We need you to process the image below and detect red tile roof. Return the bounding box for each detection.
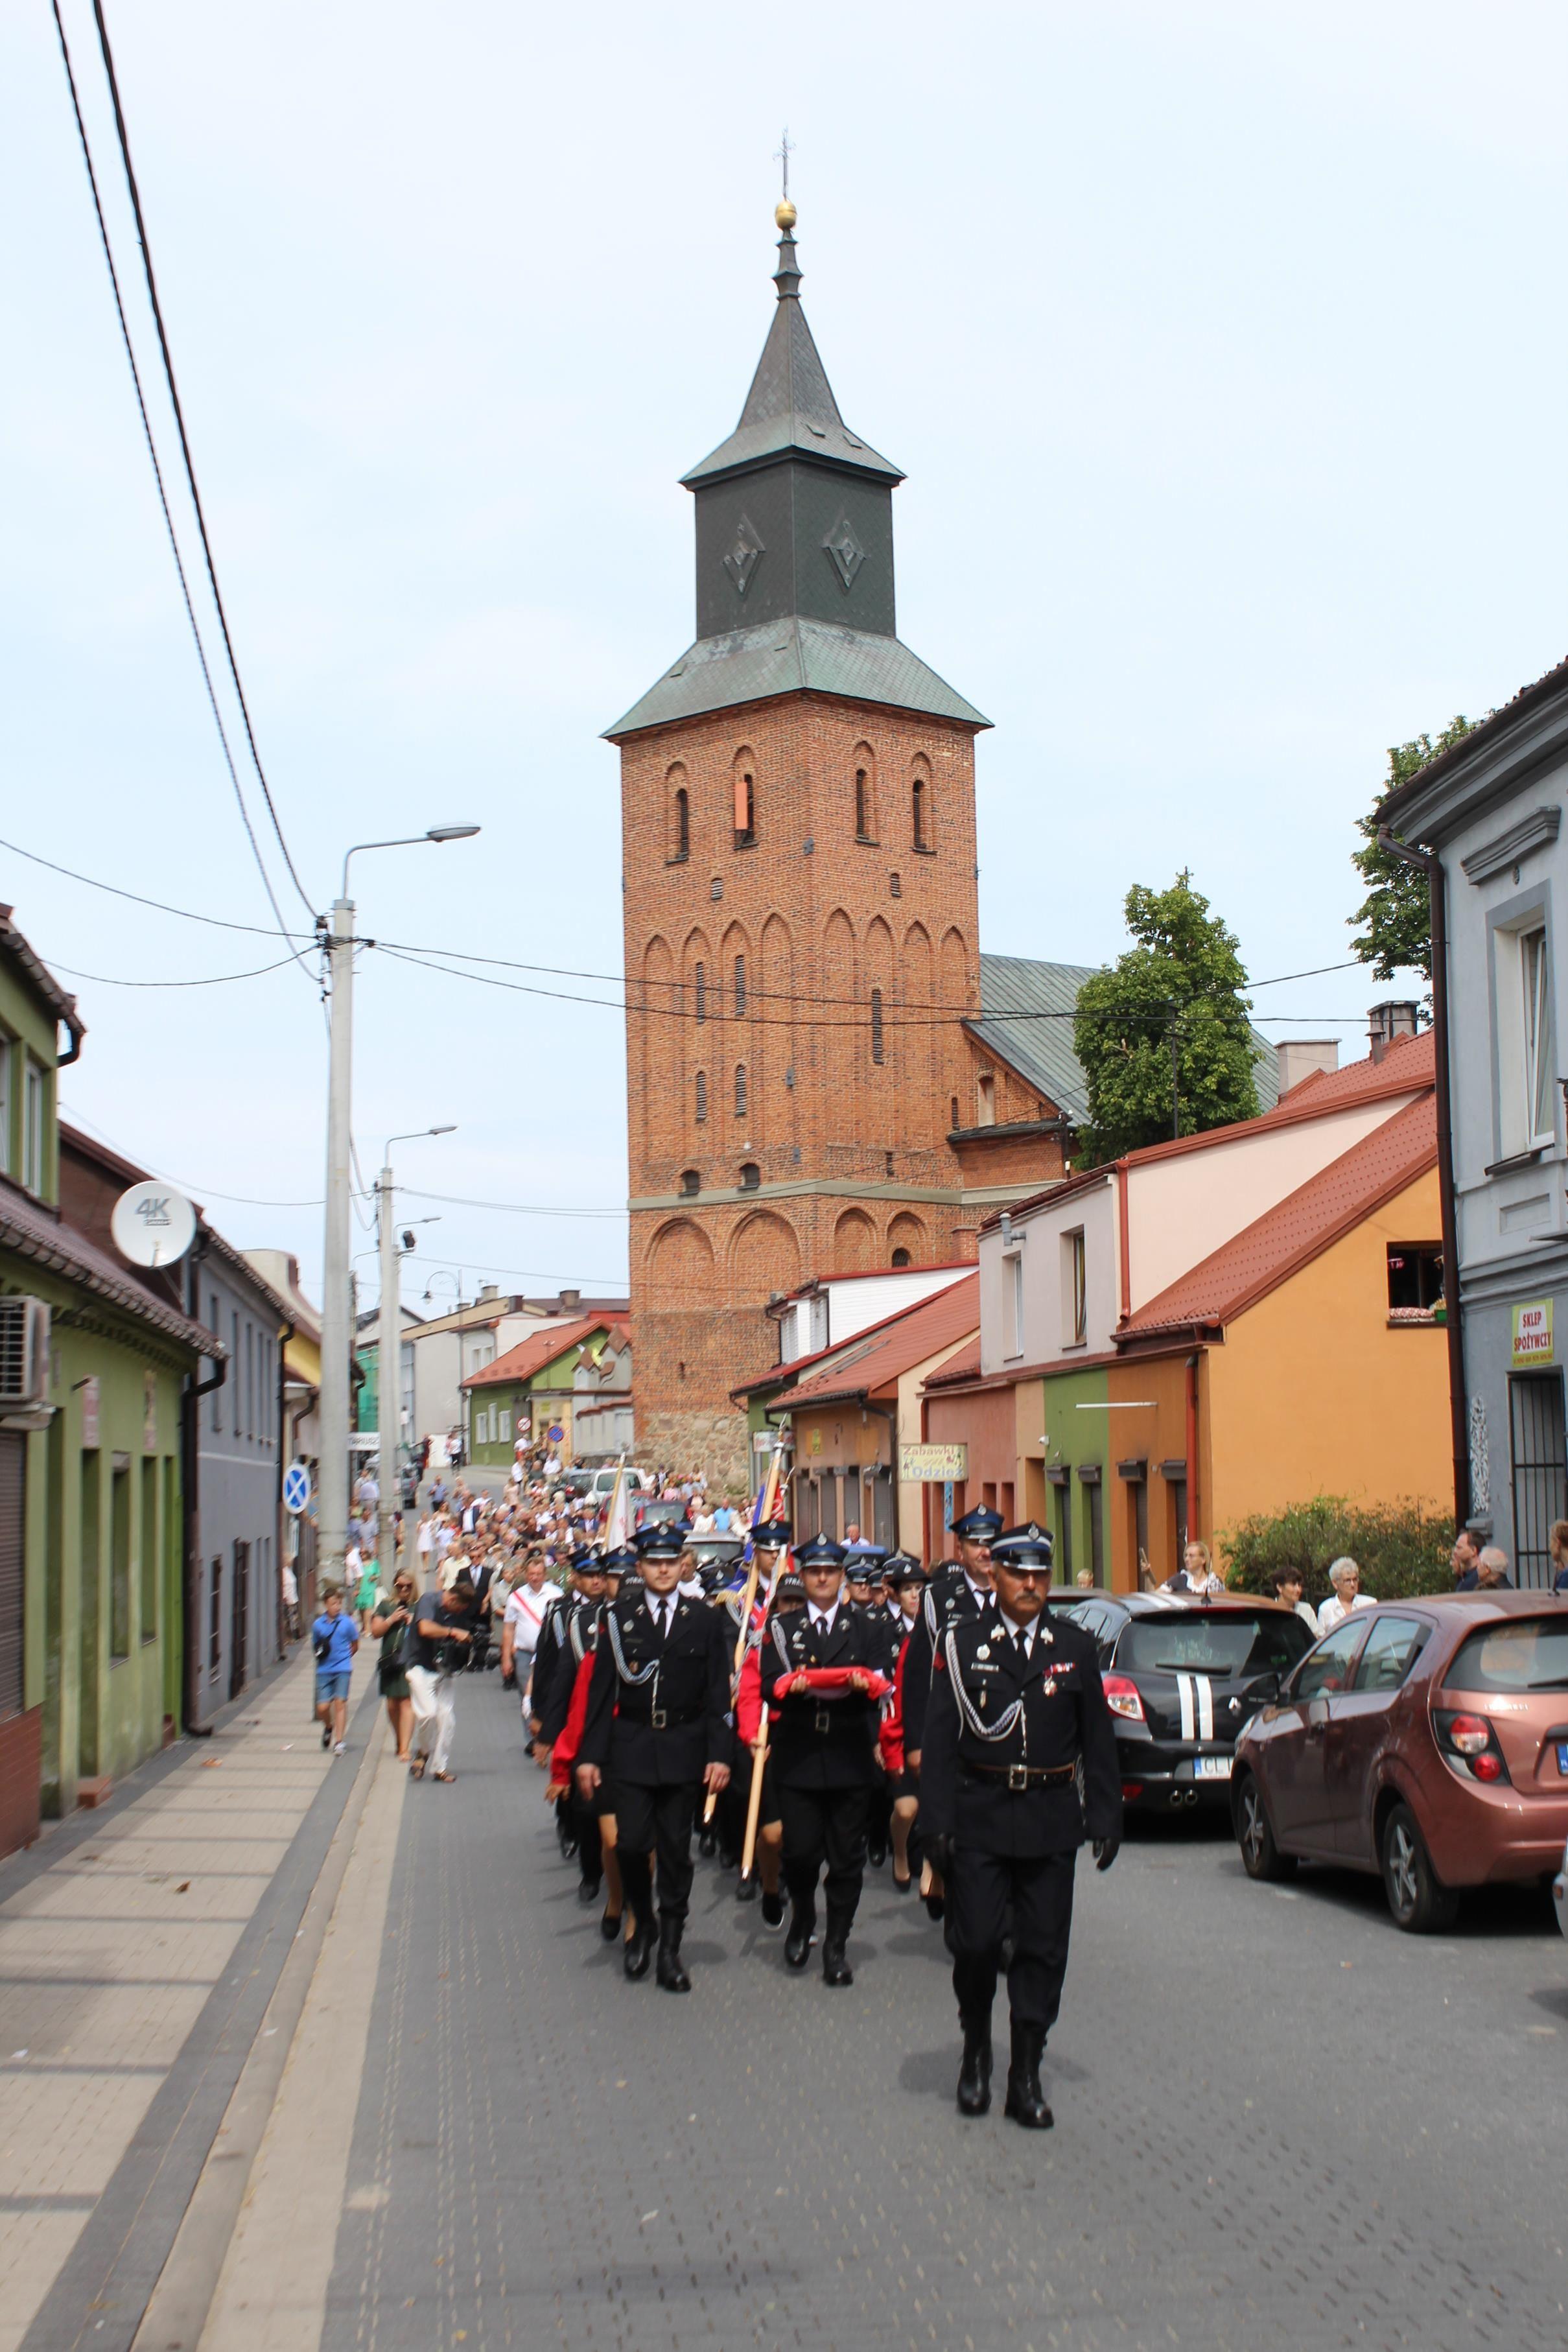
[1118,1093,1438,1340]
[980,1029,1434,1233]
[767,1275,979,1413]
[922,1334,982,1389]
[462,1314,627,1389]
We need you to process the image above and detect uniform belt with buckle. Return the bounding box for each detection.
[813,1706,832,1735]
[964,1761,1077,1789]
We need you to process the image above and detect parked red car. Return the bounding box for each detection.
[1232,1593,1568,1931]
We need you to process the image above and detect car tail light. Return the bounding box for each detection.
[1432,1708,1512,1785]
[1103,1674,1145,1724]
[1121,1780,1144,1802]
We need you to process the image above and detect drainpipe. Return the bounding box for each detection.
[181,1234,227,1736]
[275,1318,293,1663]
[1185,1352,1200,1540]
[1378,828,1468,1527]
[1116,1163,1132,1322]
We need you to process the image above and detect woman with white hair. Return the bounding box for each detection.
[1316,1557,1375,1634]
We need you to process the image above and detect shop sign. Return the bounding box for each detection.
[900,1442,968,1481]
[1512,1299,1554,1367]
[80,1376,100,1449]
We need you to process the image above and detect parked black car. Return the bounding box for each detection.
[1063,1593,1316,1811]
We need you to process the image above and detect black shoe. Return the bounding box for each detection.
[893,1870,913,1895]
[599,1910,622,1942]
[578,1876,603,1907]
[784,1907,815,1970]
[698,1828,718,1860]
[1003,2023,1053,2130]
[559,1833,580,1864]
[655,1928,691,1994]
[867,1838,887,1869]
[923,1891,945,1922]
[734,1872,758,1905]
[623,1916,655,1982]
[760,1888,785,1929]
[821,1933,854,1988]
[956,2017,993,2117]
[321,1723,331,1749]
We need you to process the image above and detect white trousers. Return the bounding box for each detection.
[407,1665,456,1774]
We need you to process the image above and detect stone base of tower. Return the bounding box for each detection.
[635,1402,752,1495]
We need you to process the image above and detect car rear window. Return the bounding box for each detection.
[1445,1617,1568,1694]
[1117,1611,1313,1676]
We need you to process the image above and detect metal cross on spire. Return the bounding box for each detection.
[775,128,793,202]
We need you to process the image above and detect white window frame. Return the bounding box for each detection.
[1061,1228,1088,1348]
[1003,1252,1025,1360]
[0,1037,11,1175]
[1495,914,1558,1157]
[22,1058,45,1194]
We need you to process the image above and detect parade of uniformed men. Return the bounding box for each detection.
[498,1491,1120,2128]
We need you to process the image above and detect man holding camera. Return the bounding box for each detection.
[406,1574,480,1783]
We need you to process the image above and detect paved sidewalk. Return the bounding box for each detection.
[0,1648,374,2352]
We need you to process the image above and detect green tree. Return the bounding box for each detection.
[1073,873,1259,1164]
[1350,716,1475,982]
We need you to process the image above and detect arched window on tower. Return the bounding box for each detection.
[854,768,871,841]
[734,770,756,849]
[695,962,707,1023]
[734,955,746,1017]
[673,785,690,860]
[694,1070,708,1124]
[679,1168,700,1196]
[891,1247,911,1267]
[734,1064,749,1120]
[871,988,885,1065]
[912,775,929,851]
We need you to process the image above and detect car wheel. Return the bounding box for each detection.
[1235,1773,1296,1882]
[1380,1802,1458,1933]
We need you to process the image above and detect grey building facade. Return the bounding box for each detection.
[1381,657,1568,1584]
[186,1234,288,1713]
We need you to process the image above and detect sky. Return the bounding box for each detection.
[3,0,1565,1319]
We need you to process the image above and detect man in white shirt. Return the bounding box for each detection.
[501,1555,556,1697]
[1316,1556,1375,1634]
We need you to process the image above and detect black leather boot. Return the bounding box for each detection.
[821,1910,854,1988]
[1003,2022,1053,2129]
[620,1855,654,1981]
[734,1872,758,1904]
[655,1920,691,1994]
[784,1901,815,1970]
[698,1826,718,1860]
[956,2014,993,2117]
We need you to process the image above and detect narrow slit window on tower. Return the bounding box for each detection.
[854,768,872,841]
[740,1161,760,1192]
[695,961,707,1023]
[680,1168,700,1197]
[913,776,929,850]
[734,954,746,1016]
[950,1095,960,1133]
[695,1070,708,1124]
[734,771,756,849]
[734,1063,748,1119]
[673,785,690,860]
[871,988,885,1064]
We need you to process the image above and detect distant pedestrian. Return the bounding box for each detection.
[1271,1567,1319,1638]
[1476,1546,1514,1590]
[1317,1557,1374,1634]
[312,1584,358,1755]
[1163,1540,1223,1597]
[1452,1528,1482,1592]
[1552,1522,1568,1595]
[407,1576,478,1782]
[371,1571,418,1759]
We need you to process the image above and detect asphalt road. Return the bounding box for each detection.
[319,1672,1568,2352]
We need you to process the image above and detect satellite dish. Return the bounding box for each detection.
[111,1181,198,1269]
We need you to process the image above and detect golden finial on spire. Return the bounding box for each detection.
[775,198,797,232]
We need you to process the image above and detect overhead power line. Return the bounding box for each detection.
[41,950,302,988]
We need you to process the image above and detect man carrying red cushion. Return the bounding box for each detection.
[759,1534,892,1987]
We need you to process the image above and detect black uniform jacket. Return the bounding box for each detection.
[900,1570,994,1760]
[527,1590,569,1717]
[859,1603,906,1682]
[758,1606,883,1791]
[539,1597,599,1746]
[577,1593,731,1787]
[919,1611,1122,1858]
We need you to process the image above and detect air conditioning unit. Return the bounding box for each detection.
[0,1297,50,1409]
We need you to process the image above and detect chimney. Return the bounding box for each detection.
[1367,1000,1420,1065]
[1276,1038,1339,1098]
[559,1287,581,1312]
[476,1282,500,1302]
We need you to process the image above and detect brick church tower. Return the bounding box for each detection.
[607,204,994,1485]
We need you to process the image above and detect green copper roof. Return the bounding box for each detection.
[605,615,989,738]
[970,956,1282,1125]
[681,227,902,489]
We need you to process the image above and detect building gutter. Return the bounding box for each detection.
[182,1236,227,1737]
[1378,826,1468,1527]
[275,1316,294,1664]
[1186,1352,1200,1542]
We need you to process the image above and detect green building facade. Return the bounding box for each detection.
[1038,1359,1112,1590]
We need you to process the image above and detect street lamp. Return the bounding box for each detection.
[319,827,479,1582]
[377,1125,456,1573]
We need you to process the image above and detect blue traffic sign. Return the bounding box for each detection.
[283,1462,312,1516]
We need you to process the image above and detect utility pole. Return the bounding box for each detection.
[318,827,479,1588]
[378,1127,455,1581]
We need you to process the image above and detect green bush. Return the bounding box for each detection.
[1219,1496,1455,1605]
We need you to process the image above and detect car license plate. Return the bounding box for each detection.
[1556,1743,1568,1777]
[1194,1756,1232,1780]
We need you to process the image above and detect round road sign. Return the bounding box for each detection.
[283,1462,312,1516]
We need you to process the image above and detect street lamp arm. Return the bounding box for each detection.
[341,829,480,900]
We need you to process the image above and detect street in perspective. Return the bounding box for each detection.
[4,8,1568,2351]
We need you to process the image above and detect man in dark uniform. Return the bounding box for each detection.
[759,1535,888,1986]
[900,1506,1003,1915]
[920,1523,1121,2129]
[719,1520,790,1899]
[539,1547,628,1909]
[529,1555,600,1856]
[576,1523,732,1992]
